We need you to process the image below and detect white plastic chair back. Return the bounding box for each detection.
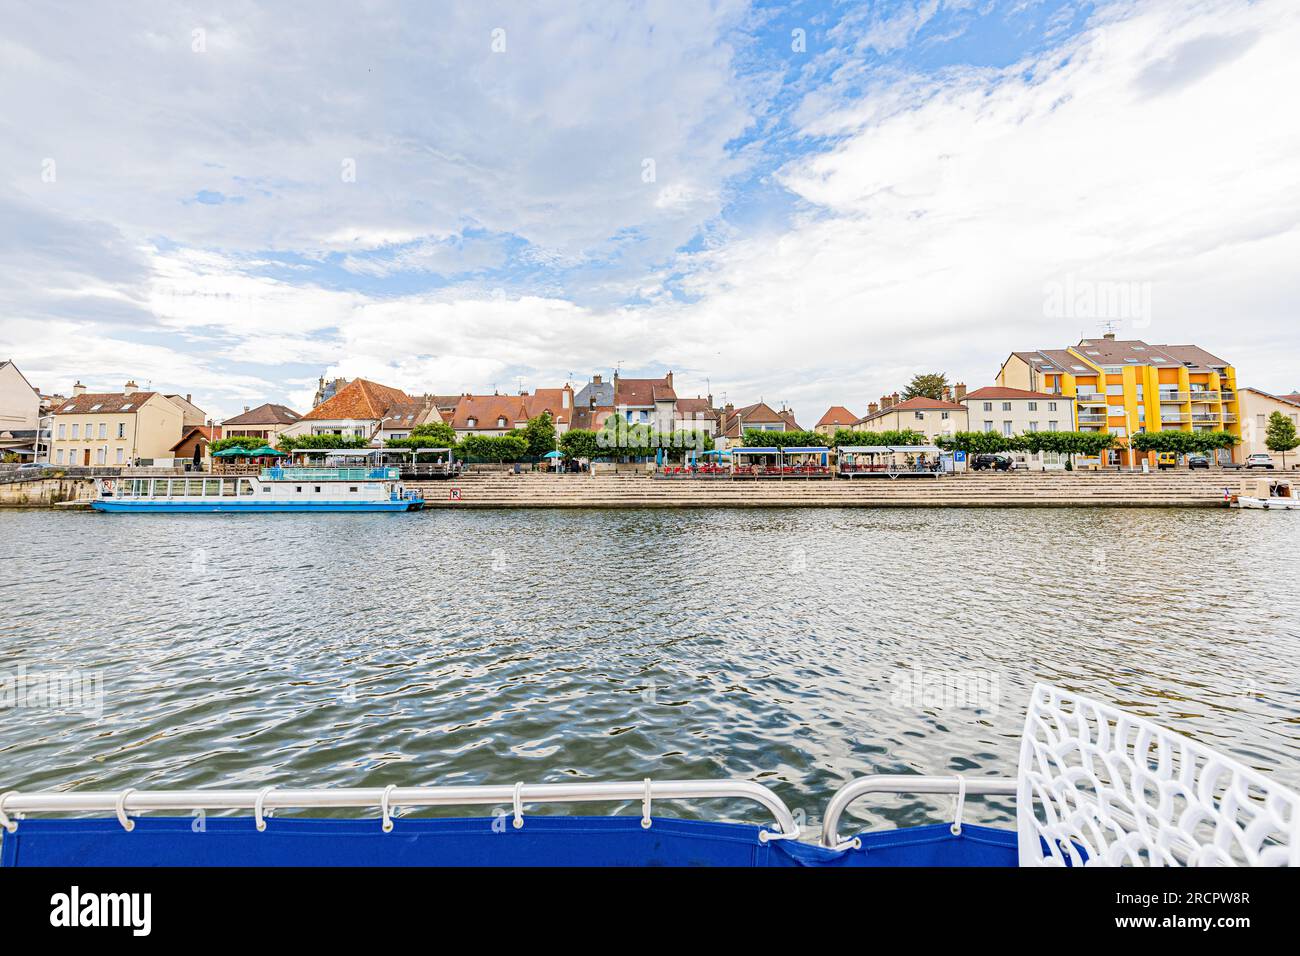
[1017,683,1300,866]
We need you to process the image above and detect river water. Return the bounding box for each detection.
[1,507,1297,836]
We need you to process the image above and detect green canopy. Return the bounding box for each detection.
[212,446,254,457]
[248,446,286,457]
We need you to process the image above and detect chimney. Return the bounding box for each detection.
[243,405,250,413]
[892,392,900,406]
[665,371,673,388]
[942,386,952,403]
[186,393,192,403]
[592,374,602,386]
[1103,332,1116,341]
[880,394,892,410]
[868,402,879,414]
[955,382,967,401]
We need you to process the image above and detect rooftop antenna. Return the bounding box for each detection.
[1099,319,1120,337]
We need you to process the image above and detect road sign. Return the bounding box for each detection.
[449,488,461,501]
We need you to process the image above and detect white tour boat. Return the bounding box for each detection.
[91,466,424,513]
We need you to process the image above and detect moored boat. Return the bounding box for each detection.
[90,466,424,513]
[1230,476,1300,510]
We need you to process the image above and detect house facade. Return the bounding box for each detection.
[219,403,303,444]
[449,386,575,438]
[854,396,967,443]
[170,425,221,466]
[612,372,677,431]
[997,334,1241,465]
[165,394,208,428]
[814,406,858,437]
[50,382,184,467]
[962,386,1077,468]
[716,401,801,447]
[0,361,40,433]
[1237,388,1300,466]
[673,397,718,438]
[281,379,412,443]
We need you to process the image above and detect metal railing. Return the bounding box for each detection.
[1074,393,1107,405]
[820,773,1016,848]
[262,467,399,481]
[0,778,799,841]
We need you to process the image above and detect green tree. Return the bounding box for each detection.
[1266,411,1299,468]
[558,429,600,460]
[457,434,528,462]
[276,433,372,452]
[829,428,925,447]
[901,373,949,401]
[517,412,557,458]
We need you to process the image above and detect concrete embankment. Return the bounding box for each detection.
[0,477,94,508]
[409,471,1239,508]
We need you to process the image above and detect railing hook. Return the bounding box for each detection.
[255,788,274,832]
[0,791,17,834]
[951,774,966,836]
[641,778,652,830]
[381,785,396,833]
[116,788,137,832]
[512,782,525,830]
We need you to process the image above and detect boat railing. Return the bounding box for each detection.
[0,778,798,841]
[262,467,399,481]
[820,774,1016,849]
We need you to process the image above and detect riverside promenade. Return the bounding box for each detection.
[410,471,1240,508]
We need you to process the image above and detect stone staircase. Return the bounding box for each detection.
[408,470,1240,508]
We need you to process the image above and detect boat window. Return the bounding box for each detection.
[204,479,221,496]
[295,486,302,493]
[314,486,322,493]
[259,484,269,493]
[222,480,237,496]
[349,486,358,492]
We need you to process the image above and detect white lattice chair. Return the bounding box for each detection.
[1017,683,1300,866]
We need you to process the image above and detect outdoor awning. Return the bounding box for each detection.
[837,445,893,454]
[732,447,781,455]
[781,446,830,454]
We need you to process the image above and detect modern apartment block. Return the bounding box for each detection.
[997,333,1240,465]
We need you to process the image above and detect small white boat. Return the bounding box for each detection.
[1231,476,1300,510]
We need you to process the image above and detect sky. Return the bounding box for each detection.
[2,0,1298,422]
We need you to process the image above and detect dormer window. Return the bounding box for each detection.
[497,417,507,427]
[467,417,477,427]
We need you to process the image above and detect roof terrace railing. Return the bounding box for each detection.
[262,467,399,481]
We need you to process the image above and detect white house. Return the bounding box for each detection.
[962,386,1077,469]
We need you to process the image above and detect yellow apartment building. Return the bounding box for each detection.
[51,381,185,468]
[997,334,1240,466]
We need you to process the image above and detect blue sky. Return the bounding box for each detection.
[2,0,1298,420]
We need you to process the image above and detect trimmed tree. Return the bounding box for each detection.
[830,428,925,447]
[558,428,600,460]
[1266,411,1299,468]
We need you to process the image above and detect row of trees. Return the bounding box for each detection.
[934,430,1119,458]
[1128,430,1239,456]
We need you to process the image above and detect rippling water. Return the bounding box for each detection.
[1,507,1297,836]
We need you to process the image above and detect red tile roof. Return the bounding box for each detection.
[300,379,411,421]
[961,386,1066,402]
[55,391,160,414]
[674,397,717,422]
[614,375,675,406]
[450,389,575,431]
[816,406,858,427]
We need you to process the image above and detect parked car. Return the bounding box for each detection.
[1187,454,1210,470]
[1245,453,1276,470]
[971,453,1013,472]
[1157,452,1177,470]
[16,462,45,472]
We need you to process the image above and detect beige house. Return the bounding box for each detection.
[0,360,40,432]
[51,381,184,467]
[962,386,1077,469]
[165,393,208,428]
[219,403,303,445]
[1238,388,1300,466]
[855,396,967,442]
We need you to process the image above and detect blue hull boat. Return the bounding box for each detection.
[90,468,424,513]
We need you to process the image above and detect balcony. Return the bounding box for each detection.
[1074,392,1108,405]
[1157,391,1222,403]
[1076,413,1106,424]
[1190,413,1221,424]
